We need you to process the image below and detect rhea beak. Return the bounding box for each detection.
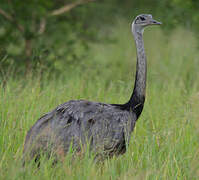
[150,19,162,25]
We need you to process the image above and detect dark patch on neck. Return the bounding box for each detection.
[129,92,145,118]
[113,91,145,118]
[111,97,144,118]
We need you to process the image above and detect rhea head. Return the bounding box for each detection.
[132,14,162,34]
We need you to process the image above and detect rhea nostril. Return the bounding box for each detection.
[151,20,162,25]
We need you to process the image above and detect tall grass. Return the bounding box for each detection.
[0,20,199,179]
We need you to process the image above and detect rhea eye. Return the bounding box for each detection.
[140,17,145,21]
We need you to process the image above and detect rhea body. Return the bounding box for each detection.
[23,14,161,162]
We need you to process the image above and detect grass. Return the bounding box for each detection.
[0,20,199,179]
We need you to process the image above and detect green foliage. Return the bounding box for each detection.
[0,21,199,179]
[0,0,101,73]
[1,0,199,74]
[155,0,199,32]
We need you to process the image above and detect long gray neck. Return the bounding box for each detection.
[128,28,147,118]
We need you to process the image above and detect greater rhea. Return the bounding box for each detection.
[23,14,161,163]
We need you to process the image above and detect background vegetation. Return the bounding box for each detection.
[0,0,199,74]
[0,0,199,179]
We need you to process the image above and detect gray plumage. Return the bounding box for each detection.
[23,14,161,163]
